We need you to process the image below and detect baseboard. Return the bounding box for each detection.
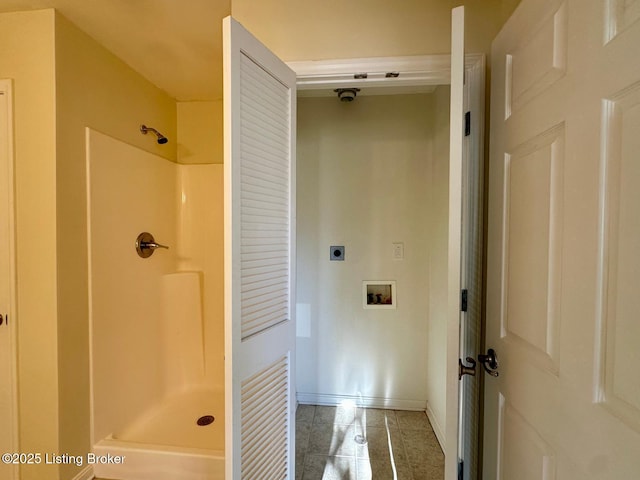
[71,466,93,480]
[296,392,427,411]
[425,402,446,454]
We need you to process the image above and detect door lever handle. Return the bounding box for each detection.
[478,348,499,377]
[458,357,477,380]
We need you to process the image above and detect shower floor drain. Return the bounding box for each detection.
[197,415,215,426]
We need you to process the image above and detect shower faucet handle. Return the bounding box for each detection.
[141,241,169,250]
[135,232,169,258]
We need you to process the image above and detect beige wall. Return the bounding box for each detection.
[177,101,223,164]
[500,0,523,23]
[0,10,60,480]
[231,0,503,61]
[296,94,432,406]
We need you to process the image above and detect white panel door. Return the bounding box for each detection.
[484,0,640,478]
[445,6,465,480]
[0,80,17,480]
[223,16,297,480]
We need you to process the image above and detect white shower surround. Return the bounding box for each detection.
[86,129,224,479]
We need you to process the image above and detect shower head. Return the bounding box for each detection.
[334,88,361,102]
[140,124,168,144]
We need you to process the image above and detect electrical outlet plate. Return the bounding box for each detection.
[392,242,404,260]
[330,246,345,261]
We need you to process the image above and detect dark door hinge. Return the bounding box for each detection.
[461,289,468,312]
[464,111,471,136]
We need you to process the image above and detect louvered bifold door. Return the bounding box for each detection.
[239,48,291,340]
[241,355,290,479]
[223,16,297,480]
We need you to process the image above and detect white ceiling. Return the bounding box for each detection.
[0,0,230,101]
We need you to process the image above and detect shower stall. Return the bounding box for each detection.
[86,129,224,480]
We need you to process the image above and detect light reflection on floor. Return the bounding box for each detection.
[296,403,444,480]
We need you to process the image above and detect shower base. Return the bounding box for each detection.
[93,387,224,480]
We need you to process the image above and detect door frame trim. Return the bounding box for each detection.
[0,78,18,480]
[288,53,484,93]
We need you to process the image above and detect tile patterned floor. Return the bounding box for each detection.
[296,404,445,480]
